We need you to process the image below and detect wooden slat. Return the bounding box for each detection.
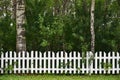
[117,52,119,74]
[108,52,111,74]
[65,52,67,74]
[52,52,55,73]
[13,51,17,73]
[86,52,89,74]
[9,51,12,73]
[18,52,21,73]
[95,52,97,74]
[31,51,34,73]
[39,51,42,73]
[26,52,29,73]
[35,51,38,73]
[1,52,4,74]
[0,51,120,74]
[56,52,59,74]
[103,52,106,74]
[22,51,25,73]
[69,52,72,74]
[99,51,102,74]
[43,52,47,73]
[112,52,115,74]
[48,51,51,73]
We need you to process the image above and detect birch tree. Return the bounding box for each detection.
[90,0,95,53]
[88,0,95,75]
[16,0,26,52]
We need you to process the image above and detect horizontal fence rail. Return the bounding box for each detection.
[0,51,120,74]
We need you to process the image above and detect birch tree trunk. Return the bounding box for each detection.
[90,0,95,53]
[16,0,26,52]
[88,0,95,75]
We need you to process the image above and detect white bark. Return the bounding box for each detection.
[90,0,95,53]
[16,0,26,52]
[89,0,95,75]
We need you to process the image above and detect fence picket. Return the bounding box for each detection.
[35,51,38,73]
[43,52,47,73]
[103,52,106,74]
[69,52,72,74]
[65,52,67,74]
[9,51,12,73]
[112,52,115,74]
[1,52,4,73]
[5,52,8,73]
[73,52,76,74]
[18,52,21,73]
[89,52,94,74]
[77,52,80,74]
[56,52,59,74]
[95,52,97,74]
[22,51,25,73]
[86,52,89,74]
[108,52,111,74]
[39,51,42,73]
[31,51,34,73]
[48,51,51,73]
[0,51,120,74]
[52,52,55,73]
[13,52,16,73]
[97,52,103,74]
[60,51,64,74]
[26,52,29,73]
[117,52,119,74]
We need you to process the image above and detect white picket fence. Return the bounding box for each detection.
[0,51,120,74]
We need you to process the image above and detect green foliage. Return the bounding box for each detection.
[117,60,120,64]
[101,62,112,71]
[4,61,18,73]
[0,0,120,52]
[40,39,49,47]
[0,0,16,51]
[4,65,14,73]
[59,61,72,68]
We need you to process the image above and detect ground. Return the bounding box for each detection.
[0,74,120,80]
